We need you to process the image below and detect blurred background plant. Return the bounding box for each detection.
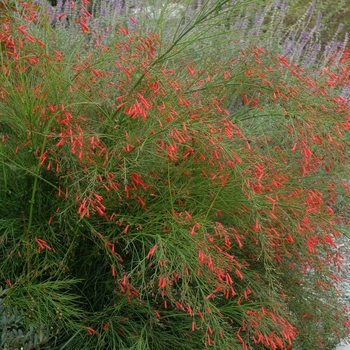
[279,0,349,46]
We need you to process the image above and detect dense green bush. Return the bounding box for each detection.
[0,0,349,349]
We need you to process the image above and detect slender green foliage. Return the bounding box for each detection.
[0,0,349,349]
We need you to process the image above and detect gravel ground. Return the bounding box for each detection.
[335,344,350,350]
[334,236,350,350]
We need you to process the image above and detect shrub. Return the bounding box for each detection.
[0,0,349,349]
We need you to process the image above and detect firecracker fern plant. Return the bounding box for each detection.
[0,0,349,349]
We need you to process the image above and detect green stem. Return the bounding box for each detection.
[204,186,224,221]
[25,112,57,278]
[1,162,7,202]
[130,0,233,92]
[25,167,40,280]
[26,171,39,237]
[22,211,30,278]
[167,162,174,215]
